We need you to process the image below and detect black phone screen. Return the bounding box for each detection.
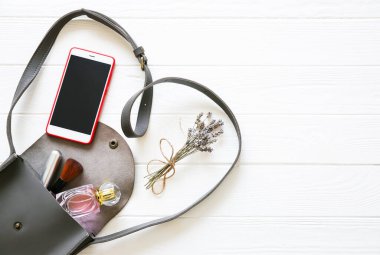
[50,55,111,135]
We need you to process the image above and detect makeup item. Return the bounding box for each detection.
[41,150,62,188]
[49,158,83,194]
[56,182,121,218]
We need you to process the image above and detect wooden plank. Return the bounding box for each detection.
[122,165,380,217]
[3,114,380,164]
[3,66,380,115]
[2,18,380,66]
[2,0,380,18]
[2,158,380,216]
[80,217,380,255]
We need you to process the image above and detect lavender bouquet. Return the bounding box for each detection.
[145,112,224,194]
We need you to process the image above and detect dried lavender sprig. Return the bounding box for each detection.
[145,112,224,193]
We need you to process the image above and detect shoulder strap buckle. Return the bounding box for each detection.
[138,54,148,71]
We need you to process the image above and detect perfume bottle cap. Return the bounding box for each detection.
[96,182,121,206]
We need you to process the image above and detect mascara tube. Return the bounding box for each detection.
[42,150,62,188]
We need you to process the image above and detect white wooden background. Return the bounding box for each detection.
[1,1,380,254]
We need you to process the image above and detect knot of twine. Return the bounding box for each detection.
[146,138,177,194]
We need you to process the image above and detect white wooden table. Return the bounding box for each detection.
[1,1,380,254]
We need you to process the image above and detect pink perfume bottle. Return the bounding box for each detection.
[56,182,121,218]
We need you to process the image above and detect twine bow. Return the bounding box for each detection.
[146,138,177,194]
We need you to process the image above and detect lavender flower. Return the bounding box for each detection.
[145,112,224,194]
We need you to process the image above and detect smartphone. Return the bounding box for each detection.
[46,47,115,144]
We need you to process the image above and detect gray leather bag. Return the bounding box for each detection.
[0,9,242,255]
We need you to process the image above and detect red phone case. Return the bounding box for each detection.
[46,47,115,144]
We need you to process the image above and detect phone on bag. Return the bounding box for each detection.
[46,47,115,144]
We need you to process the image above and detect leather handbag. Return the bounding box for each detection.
[0,9,242,255]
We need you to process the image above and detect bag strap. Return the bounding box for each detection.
[92,77,242,243]
[6,9,153,156]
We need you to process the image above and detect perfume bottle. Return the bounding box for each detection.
[56,182,121,218]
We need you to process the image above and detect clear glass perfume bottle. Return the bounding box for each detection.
[56,182,121,218]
